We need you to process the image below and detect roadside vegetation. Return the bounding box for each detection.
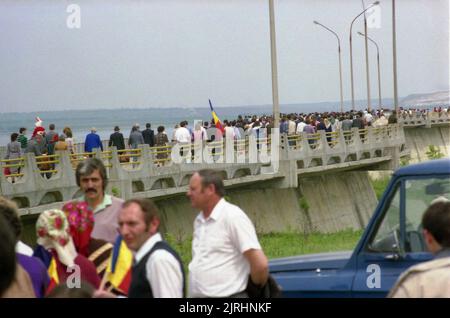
[426,145,445,160]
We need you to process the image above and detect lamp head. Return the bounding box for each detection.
[373,1,380,5]
[358,31,365,36]
[313,20,319,25]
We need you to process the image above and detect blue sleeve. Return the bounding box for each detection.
[84,136,89,152]
[99,136,103,150]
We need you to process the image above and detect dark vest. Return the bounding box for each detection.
[128,240,185,298]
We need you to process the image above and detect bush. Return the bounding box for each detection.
[299,197,310,212]
[426,145,445,160]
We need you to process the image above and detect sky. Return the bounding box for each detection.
[0,0,448,113]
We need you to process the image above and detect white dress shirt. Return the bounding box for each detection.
[135,233,183,298]
[175,127,192,143]
[188,198,262,298]
[296,122,307,134]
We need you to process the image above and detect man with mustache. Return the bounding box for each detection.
[75,158,124,243]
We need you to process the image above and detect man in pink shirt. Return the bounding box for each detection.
[75,158,124,243]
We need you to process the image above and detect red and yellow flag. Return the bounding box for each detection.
[45,257,60,295]
[104,235,133,295]
[209,99,225,134]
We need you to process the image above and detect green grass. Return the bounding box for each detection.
[166,229,364,269]
[260,229,363,259]
[371,177,390,200]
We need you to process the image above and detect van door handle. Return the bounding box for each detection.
[384,253,400,261]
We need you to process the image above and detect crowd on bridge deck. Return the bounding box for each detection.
[2,105,448,175]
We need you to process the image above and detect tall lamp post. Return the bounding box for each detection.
[358,32,382,111]
[269,0,280,129]
[362,0,372,112]
[392,0,399,114]
[349,1,379,111]
[313,21,344,113]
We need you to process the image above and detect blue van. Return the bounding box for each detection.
[269,159,450,297]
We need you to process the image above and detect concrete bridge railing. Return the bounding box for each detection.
[280,124,406,168]
[398,111,450,127]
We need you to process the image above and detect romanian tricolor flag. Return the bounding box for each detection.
[209,99,225,134]
[104,235,133,295]
[45,256,60,295]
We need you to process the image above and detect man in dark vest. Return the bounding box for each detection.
[120,198,184,298]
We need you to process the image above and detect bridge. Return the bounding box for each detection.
[1,124,408,217]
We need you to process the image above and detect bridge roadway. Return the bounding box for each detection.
[0,124,408,216]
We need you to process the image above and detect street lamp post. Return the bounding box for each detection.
[349,1,379,111]
[269,0,280,129]
[362,0,372,112]
[314,21,344,113]
[392,0,399,114]
[358,32,382,111]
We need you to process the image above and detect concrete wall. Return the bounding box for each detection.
[153,171,377,239]
[404,126,450,163]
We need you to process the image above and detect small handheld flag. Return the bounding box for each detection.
[103,235,133,295]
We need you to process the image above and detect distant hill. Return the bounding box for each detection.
[400,91,450,107]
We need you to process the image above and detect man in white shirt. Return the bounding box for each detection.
[288,115,297,135]
[187,169,268,298]
[175,121,192,143]
[175,121,192,163]
[364,110,374,126]
[296,117,307,134]
[118,198,184,298]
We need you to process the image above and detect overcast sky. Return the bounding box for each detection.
[0,0,448,112]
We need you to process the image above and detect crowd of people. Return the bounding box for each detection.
[2,108,397,177]
[5,106,448,167]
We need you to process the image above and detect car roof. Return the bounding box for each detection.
[395,158,450,177]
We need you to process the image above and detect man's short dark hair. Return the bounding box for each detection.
[123,198,160,227]
[0,197,22,242]
[19,127,26,134]
[146,123,151,129]
[197,169,225,197]
[75,158,108,191]
[49,124,55,130]
[422,201,450,248]
[0,213,16,296]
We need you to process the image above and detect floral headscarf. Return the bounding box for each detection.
[36,209,77,266]
[62,201,95,257]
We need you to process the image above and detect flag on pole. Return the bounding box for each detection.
[209,99,225,134]
[103,235,133,295]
